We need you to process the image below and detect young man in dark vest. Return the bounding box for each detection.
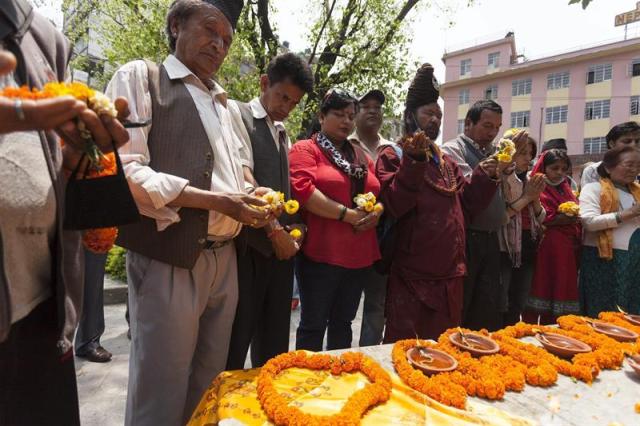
[442,100,510,332]
[226,53,314,369]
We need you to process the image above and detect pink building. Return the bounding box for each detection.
[440,32,640,169]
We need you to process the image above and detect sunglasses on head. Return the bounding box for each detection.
[323,87,357,103]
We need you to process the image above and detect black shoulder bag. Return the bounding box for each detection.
[63,145,140,230]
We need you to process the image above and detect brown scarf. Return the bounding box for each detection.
[597,177,640,260]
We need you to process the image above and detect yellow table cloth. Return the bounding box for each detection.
[188,366,534,425]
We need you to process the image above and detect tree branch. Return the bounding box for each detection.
[314,0,358,83]
[256,0,279,58]
[336,0,419,84]
[308,0,338,66]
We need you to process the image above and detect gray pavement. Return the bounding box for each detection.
[76,276,366,426]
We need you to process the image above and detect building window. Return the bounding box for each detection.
[586,63,612,84]
[458,89,470,105]
[632,58,640,77]
[583,137,607,154]
[545,105,568,124]
[584,99,610,120]
[457,119,465,134]
[460,59,471,76]
[511,78,532,96]
[510,111,530,128]
[488,52,500,68]
[631,96,640,115]
[485,84,498,100]
[547,71,570,90]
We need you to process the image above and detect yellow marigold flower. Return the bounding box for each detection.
[503,128,519,139]
[497,152,512,163]
[289,229,302,239]
[635,402,640,413]
[373,203,384,213]
[364,201,375,212]
[284,199,299,215]
[558,201,580,216]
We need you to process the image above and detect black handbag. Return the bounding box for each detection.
[63,144,140,230]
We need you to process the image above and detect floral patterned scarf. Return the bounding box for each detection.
[315,132,368,179]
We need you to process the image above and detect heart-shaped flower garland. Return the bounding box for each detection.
[256,350,392,425]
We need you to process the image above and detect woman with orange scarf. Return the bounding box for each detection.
[578,145,640,316]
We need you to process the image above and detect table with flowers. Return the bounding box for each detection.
[188,313,640,426]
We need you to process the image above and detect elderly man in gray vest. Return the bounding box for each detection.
[105,1,273,424]
[226,53,314,370]
[441,99,509,332]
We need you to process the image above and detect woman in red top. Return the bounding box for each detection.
[289,88,382,351]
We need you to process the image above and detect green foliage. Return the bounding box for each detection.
[60,0,464,136]
[105,245,127,283]
[568,0,594,9]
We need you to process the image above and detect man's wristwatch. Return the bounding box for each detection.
[615,212,622,224]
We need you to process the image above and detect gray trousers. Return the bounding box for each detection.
[125,244,238,426]
[74,248,108,354]
[359,268,387,346]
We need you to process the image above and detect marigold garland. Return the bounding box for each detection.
[79,152,118,253]
[491,332,558,387]
[496,323,599,384]
[598,312,640,342]
[437,329,525,397]
[1,82,118,168]
[557,315,636,357]
[558,201,580,216]
[256,351,392,426]
[83,227,118,254]
[391,339,467,409]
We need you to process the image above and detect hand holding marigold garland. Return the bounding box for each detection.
[256,351,391,426]
[558,201,580,217]
[1,82,118,169]
[496,138,517,163]
[256,191,299,215]
[353,192,383,213]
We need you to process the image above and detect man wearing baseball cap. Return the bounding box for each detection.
[349,89,390,346]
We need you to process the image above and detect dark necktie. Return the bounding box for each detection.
[278,129,290,200]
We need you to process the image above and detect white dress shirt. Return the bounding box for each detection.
[105,55,245,238]
[233,97,290,172]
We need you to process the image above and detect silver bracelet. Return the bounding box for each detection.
[14,99,26,121]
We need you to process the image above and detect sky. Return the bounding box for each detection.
[36,0,640,84]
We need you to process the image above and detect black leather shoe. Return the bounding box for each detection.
[77,346,112,363]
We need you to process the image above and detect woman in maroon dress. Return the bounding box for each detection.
[525,149,581,324]
[375,64,501,342]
